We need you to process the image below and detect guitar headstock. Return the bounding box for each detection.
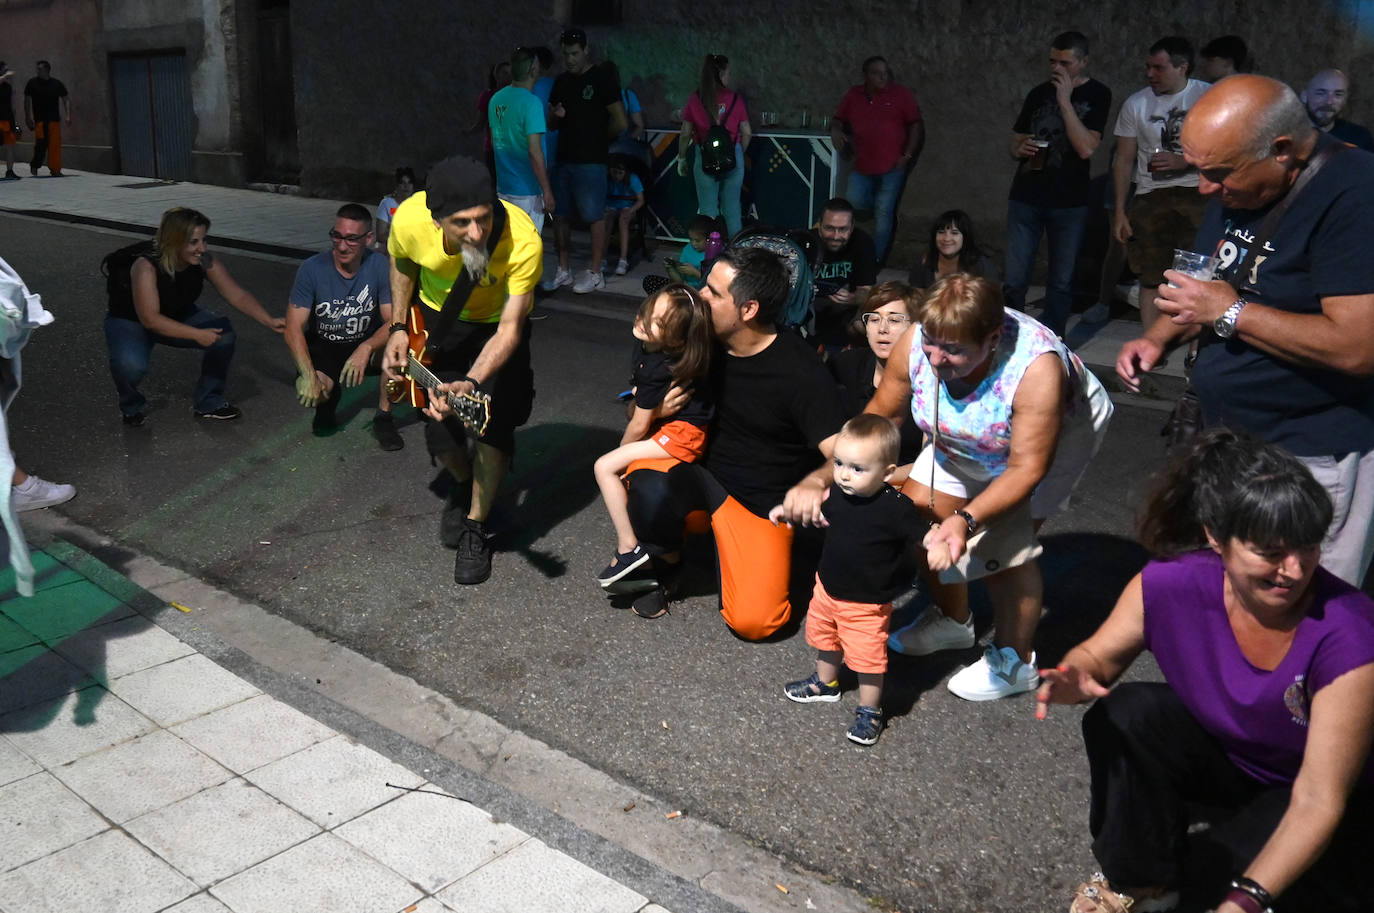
[446,389,492,436]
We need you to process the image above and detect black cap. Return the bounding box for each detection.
[425,157,494,220]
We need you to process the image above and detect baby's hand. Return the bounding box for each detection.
[922,527,955,572]
[767,504,790,527]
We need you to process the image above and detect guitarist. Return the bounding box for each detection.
[383,157,542,585]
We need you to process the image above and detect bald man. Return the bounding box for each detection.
[1117,74,1374,587]
[1301,68,1374,152]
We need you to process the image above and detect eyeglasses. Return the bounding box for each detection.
[861,312,912,330]
[329,231,368,245]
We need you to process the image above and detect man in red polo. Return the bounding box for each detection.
[830,56,924,265]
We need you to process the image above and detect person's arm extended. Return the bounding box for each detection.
[1036,572,1149,718]
[606,100,629,139]
[1227,664,1374,907]
[1156,277,1374,377]
[620,403,654,446]
[283,304,324,405]
[527,132,556,213]
[130,258,215,343]
[778,432,840,527]
[1112,135,1137,242]
[205,256,284,332]
[466,290,531,386]
[383,256,419,379]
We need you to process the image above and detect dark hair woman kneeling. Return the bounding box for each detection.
[1041,429,1374,913]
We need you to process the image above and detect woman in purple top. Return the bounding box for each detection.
[1040,430,1374,913]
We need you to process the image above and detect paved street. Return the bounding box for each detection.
[2,192,1181,913]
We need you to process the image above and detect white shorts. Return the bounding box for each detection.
[498,193,545,234]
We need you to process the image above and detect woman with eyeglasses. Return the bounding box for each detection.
[827,281,923,480]
[906,209,999,290]
[865,274,1112,700]
[678,53,752,237]
[104,207,284,425]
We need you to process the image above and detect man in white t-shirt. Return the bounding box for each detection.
[1112,36,1211,331]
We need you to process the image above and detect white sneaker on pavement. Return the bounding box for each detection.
[947,645,1039,702]
[541,266,573,291]
[11,475,77,512]
[1080,302,1111,324]
[615,258,629,276]
[573,270,605,294]
[888,608,975,655]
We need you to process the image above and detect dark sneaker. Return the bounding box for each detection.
[783,673,842,704]
[122,412,146,427]
[311,400,337,435]
[372,412,404,450]
[453,518,492,585]
[597,545,651,588]
[630,585,670,619]
[847,705,883,746]
[195,404,243,421]
[439,481,473,548]
[1,171,18,181]
[602,558,658,595]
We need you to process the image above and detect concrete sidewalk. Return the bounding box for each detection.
[0,543,672,913]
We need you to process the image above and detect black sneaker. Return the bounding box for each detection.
[372,412,403,451]
[630,585,669,619]
[195,404,243,421]
[121,412,146,427]
[847,705,883,746]
[440,481,473,548]
[596,545,651,589]
[783,673,842,704]
[453,518,492,585]
[1,171,18,181]
[311,401,337,435]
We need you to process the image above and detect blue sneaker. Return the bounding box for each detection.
[783,673,841,703]
[847,705,883,745]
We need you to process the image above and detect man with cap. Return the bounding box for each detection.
[383,157,543,585]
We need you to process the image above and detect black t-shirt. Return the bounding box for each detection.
[24,76,67,123]
[702,331,846,516]
[1329,119,1374,153]
[1191,134,1374,456]
[817,483,924,603]
[811,228,878,346]
[549,67,620,164]
[827,348,923,465]
[1009,78,1112,209]
[0,82,14,122]
[108,254,206,322]
[630,340,714,427]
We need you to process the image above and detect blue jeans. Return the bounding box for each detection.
[693,142,744,238]
[105,309,236,416]
[1002,200,1089,337]
[846,166,907,264]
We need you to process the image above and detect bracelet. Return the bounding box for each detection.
[388,322,408,336]
[1222,889,1267,913]
[1229,877,1275,912]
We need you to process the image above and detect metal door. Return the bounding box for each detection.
[110,53,194,181]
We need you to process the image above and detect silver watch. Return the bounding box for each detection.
[1213,298,1247,339]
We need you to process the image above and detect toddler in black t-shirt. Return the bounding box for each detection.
[770,414,924,745]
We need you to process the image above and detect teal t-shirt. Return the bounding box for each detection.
[489,85,547,196]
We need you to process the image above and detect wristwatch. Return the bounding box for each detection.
[1213,298,1247,339]
[953,509,979,534]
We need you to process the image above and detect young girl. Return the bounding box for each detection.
[594,284,713,590]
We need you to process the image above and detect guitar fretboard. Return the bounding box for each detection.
[407,355,444,392]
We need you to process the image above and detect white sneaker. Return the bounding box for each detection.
[888,608,975,656]
[615,258,629,276]
[1081,302,1111,324]
[947,645,1039,702]
[573,270,605,294]
[11,475,77,512]
[541,266,573,291]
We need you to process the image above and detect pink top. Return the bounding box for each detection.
[834,82,921,175]
[683,89,750,145]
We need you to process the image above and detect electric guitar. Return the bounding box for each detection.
[385,307,492,435]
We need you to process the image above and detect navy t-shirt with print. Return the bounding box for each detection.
[288,249,392,344]
[1190,134,1374,456]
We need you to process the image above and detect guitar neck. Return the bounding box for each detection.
[407,354,444,392]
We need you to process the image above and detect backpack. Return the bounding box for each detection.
[101,239,156,315]
[699,93,739,176]
[728,227,821,335]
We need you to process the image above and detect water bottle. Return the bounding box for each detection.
[704,231,724,260]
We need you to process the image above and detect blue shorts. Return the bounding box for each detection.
[554,163,608,222]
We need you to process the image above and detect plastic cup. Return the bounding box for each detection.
[1169,249,1218,287]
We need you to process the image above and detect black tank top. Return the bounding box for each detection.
[109,254,206,322]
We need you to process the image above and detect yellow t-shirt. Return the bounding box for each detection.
[387,195,543,323]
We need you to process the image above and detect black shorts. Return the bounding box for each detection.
[423,320,535,456]
[306,336,362,383]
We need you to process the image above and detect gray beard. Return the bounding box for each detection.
[461,244,489,280]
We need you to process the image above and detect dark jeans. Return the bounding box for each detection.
[1084,682,1371,910]
[1002,200,1088,337]
[104,310,235,416]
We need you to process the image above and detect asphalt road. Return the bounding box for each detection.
[4,214,1177,913]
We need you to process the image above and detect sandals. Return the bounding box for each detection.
[1069,875,1178,913]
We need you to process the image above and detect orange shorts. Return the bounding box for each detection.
[0,121,15,146]
[651,419,707,463]
[805,574,893,673]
